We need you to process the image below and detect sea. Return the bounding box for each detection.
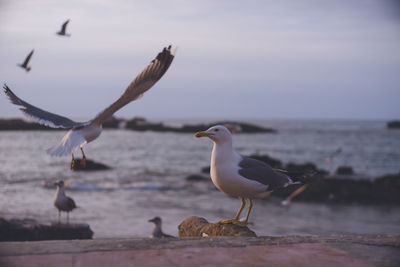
[0,119,399,238]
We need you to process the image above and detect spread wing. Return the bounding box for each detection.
[238,156,294,190]
[23,50,34,66]
[90,45,176,126]
[61,19,69,33]
[3,84,86,129]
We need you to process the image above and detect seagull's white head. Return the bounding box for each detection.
[194,125,232,143]
[54,180,65,188]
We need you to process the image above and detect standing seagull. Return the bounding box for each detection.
[17,49,34,72]
[3,45,176,170]
[56,19,71,36]
[54,180,77,224]
[195,125,309,226]
[148,217,174,238]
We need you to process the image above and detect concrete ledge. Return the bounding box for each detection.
[0,235,399,267]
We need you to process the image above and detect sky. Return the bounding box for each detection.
[0,0,399,120]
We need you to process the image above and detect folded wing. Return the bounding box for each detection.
[90,45,176,126]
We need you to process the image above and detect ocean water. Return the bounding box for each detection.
[0,119,399,238]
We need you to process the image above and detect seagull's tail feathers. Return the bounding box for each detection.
[46,129,87,157]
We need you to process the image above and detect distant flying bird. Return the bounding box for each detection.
[195,125,311,226]
[54,180,77,224]
[17,49,34,72]
[148,217,174,238]
[56,19,71,36]
[3,45,176,170]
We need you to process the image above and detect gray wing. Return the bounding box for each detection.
[3,84,86,129]
[238,156,293,190]
[66,196,77,210]
[22,50,34,66]
[90,45,176,126]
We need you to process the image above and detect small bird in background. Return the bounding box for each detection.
[148,217,174,238]
[17,49,34,72]
[54,180,77,224]
[3,45,176,170]
[56,19,71,36]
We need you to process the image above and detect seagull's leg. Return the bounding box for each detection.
[67,212,69,224]
[234,199,253,227]
[220,197,246,224]
[281,184,308,207]
[70,153,75,170]
[80,147,86,168]
[58,210,61,224]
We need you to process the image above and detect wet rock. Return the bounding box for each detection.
[72,158,111,171]
[102,116,125,129]
[335,166,354,175]
[0,217,93,241]
[178,216,257,237]
[0,118,59,131]
[387,120,400,129]
[185,174,209,182]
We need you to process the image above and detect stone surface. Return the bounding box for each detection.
[178,216,257,237]
[71,158,111,171]
[0,235,399,267]
[0,217,93,241]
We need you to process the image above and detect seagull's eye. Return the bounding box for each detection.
[215,129,219,132]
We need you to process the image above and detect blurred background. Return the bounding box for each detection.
[0,0,399,238]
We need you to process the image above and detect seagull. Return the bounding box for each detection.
[17,49,34,72]
[195,125,310,226]
[148,216,174,238]
[54,180,77,224]
[56,19,71,36]
[4,45,176,170]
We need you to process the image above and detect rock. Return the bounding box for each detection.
[335,166,354,175]
[178,216,257,237]
[102,116,125,129]
[72,158,111,171]
[387,120,400,129]
[185,174,209,182]
[0,217,93,241]
[0,118,59,131]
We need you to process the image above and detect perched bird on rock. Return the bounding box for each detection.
[54,180,77,224]
[17,49,34,72]
[3,45,176,170]
[195,125,311,226]
[148,217,174,238]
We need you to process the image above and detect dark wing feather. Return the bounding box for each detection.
[61,19,69,33]
[66,196,77,211]
[22,50,34,66]
[3,84,86,129]
[238,156,293,190]
[90,45,176,125]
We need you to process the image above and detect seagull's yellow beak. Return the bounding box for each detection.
[194,131,209,138]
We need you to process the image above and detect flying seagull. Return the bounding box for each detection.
[54,180,77,224]
[148,216,174,238]
[4,45,176,170]
[56,19,71,36]
[195,125,310,226]
[17,49,34,72]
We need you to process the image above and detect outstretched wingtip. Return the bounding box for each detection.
[3,83,10,93]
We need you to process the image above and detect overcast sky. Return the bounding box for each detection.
[0,0,399,120]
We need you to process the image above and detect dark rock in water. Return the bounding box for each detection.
[387,120,400,129]
[72,158,111,171]
[272,172,400,204]
[248,154,284,169]
[186,174,209,182]
[0,217,93,241]
[178,216,257,237]
[335,166,354,175]
[0,118,60,131]
[102,116,125,129]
